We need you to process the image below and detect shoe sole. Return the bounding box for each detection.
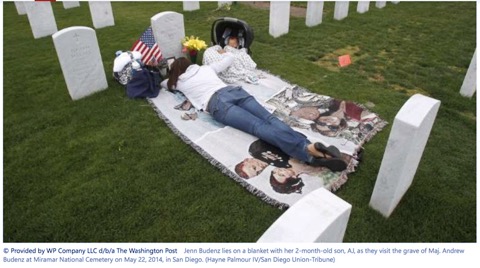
[310,157,347,172]
[314,142,342,158]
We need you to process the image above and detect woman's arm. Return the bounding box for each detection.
[209,52,235,74]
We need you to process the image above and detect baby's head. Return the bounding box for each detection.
[227,36,239,48]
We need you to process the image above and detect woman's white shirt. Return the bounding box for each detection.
[175,53,235,111]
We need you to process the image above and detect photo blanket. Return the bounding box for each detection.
[148,71,387,209]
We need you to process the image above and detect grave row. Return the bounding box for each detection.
[14,1,393,41]
[15,0,476,99]
[15,1,114,39]
[16,3,470,241]
[270,1,396,38]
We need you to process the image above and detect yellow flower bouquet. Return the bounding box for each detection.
[182,36,208,52]
[182,36,207,63]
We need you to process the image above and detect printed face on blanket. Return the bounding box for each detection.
[235,140,352,194]
[235,140,304,194]
[166,56,348,176]
[266,87,381,145]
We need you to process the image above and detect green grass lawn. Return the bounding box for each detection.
[3,1,476,242]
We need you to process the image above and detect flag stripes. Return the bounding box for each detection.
[131,26,162,65]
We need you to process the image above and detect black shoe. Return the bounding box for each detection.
[314,142,342,158]
[309,157,347,172]
[356,148,364,162]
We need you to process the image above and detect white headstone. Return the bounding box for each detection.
[334,1,349,21]
[257,188,352,243]
[370,94,441,217]
[306,1,324,27]
[218,1,232,7]
[15,1,26,15]
[391,1,400,4]
[459,49,477,98]
[151,12,185,59]
[357,1,370,14]
[269,1,291,38]
[183,1,200,11]
[88,1,115,29]
[52,27,108,100]
[376,1,387,8]
[63,1,80,9]
[24,2,58,39]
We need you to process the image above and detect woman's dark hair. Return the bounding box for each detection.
[269,172,304,194]
[167,57,192,90]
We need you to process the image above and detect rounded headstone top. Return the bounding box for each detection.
[151,11,183,21]
[52,26,94,39]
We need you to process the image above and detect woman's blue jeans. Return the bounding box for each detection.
[207,86,311,163]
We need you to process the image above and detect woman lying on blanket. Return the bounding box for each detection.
[165,54,348,172]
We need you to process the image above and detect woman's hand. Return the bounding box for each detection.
[218,49,226,54]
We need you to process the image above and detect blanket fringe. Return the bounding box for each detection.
[147,98,290,210]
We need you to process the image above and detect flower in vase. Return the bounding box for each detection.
[182,36,207,64]
[182,36,208,53]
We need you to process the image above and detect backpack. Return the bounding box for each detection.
[113,51,161,99]
[126,66,161,99]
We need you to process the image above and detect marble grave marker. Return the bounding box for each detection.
[52,26,108,100]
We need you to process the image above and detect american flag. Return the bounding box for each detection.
[131,26,162,65]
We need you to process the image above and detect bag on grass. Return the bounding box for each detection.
[126,66,161,99]
[113,51,162,99]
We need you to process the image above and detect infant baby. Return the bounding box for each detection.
[218,36,245,53]
[226,36,243,50]
[218,36,259,84]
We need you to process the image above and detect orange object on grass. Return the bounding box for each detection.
[338,55,352,67]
